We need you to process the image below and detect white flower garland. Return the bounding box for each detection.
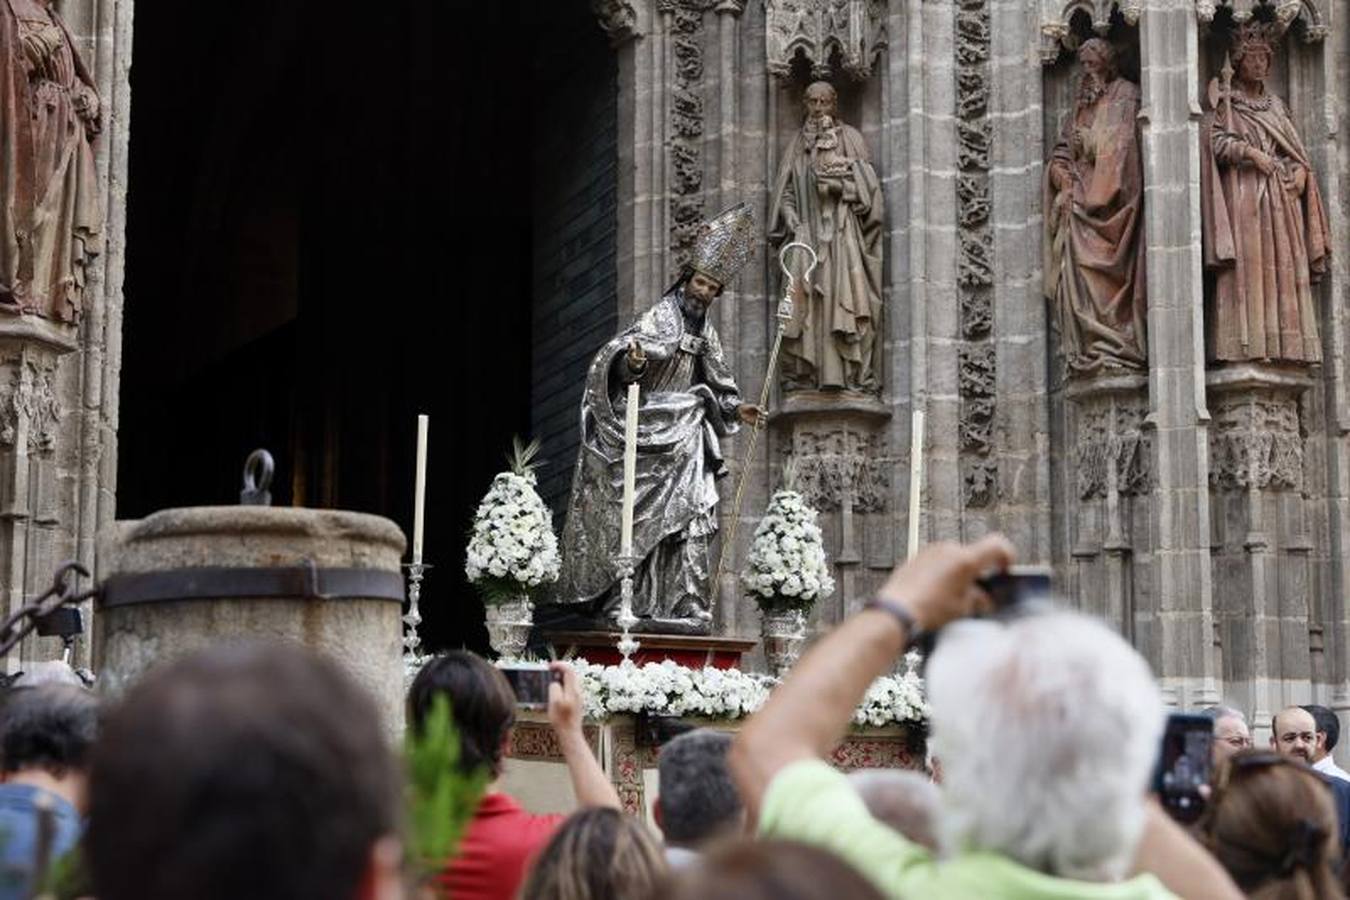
[464,469,560,594]
[741,489,835,607]
[563,657,927,727]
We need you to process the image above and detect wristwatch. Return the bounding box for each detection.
[864,593,926,651]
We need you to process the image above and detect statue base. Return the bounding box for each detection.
[541,630,758,670]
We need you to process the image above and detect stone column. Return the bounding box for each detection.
[1063,376,1151,642]
[987,0,1053,562]
[1206,367,1315,730]
[0,323,78,669]
[1137,0,1221,709]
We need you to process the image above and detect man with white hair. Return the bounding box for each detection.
[730,537,1240,900]
[1201,706,1251,767]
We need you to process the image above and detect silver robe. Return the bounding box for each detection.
[555,290,742,623]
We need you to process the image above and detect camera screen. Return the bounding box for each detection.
[500,665,554,710]
[1155,714,1213,823]
[983,568,1052,610]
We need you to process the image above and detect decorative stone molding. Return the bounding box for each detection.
[964,458,1000,509]
[1194,0,1328,41]
[764,0,888,81]
[956,121,991,170]
[1073,399,1151,499]
[958,233,993,289]
[0,322,74,459]
[956,0,997,509]
[0,357,61,455]
[958,346,996,455]
[1209,397,1304,491]
[1205,366,1312,493]
[592,0,641,45]
[956,172,990,229]
[665,1,708,266]
[788,428,891,513]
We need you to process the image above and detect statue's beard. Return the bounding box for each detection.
[680,289,709,319]
[1078,74,1108,105]
[804,111,836,132]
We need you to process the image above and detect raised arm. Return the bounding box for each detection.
[548,662,620,809]
[730,536,1015,813]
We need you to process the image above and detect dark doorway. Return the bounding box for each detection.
[120,1,617,652]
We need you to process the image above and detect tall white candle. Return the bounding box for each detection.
[907,408,925,561]
[413,414,428,564]
[620,382,640,557]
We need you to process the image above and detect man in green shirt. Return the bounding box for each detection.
[730,536,1241,900]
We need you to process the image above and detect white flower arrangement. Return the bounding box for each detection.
[556,656,927,728]
[464,439,560,603]
[741,488,835,611]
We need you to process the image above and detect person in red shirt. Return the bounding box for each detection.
[407,652,619,900]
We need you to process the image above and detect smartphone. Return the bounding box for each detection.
[498,662,559,710]
[1152,713,1213,824]
[34,608,82,639]
[978,566,1053,611]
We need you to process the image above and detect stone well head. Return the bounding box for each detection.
[97,505,407,735]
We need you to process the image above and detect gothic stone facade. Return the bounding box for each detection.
[10,0,1350,743]
[589,0,1350,741]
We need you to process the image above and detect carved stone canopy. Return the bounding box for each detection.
[1195,0,1328,41]
[1040,0,1142,64]
[765,0,887,80]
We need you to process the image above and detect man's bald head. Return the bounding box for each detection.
[1271,706,1318,764]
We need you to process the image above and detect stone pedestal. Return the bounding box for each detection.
[0,319,79,670]
[96,506,407,733]
[1063,374,1150,642]
[775,391,893,620]
[1206,364,1315,738]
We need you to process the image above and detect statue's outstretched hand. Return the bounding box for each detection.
[737,404,767,428]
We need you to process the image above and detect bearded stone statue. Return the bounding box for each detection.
[769,81,884,394]
[1044,38,1147,375]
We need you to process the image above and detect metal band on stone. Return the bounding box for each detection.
[99,565,407,608]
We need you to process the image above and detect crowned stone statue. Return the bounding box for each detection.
[1201,21,1330,364]
[550,204,764,634]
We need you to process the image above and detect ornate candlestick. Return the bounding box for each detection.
[403,562,431,657]
[615,554,640,663]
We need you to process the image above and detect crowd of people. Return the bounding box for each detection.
[2,536,1350,898]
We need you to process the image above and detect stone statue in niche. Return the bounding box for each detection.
[769,81,884,394]
[1043,38,1147,375]
[0,0,101,324]
[1201,21,1330,364]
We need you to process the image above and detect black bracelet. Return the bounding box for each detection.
[864,595,926,651]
